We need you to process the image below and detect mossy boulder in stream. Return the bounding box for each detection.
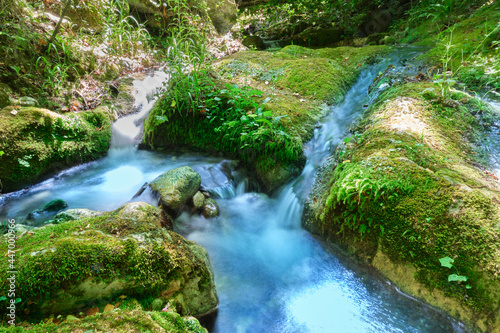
[0,106,113,192]
[303,82,500,332]
[0,202,218,320]
[150,166,202,217]
[143,45,388,193]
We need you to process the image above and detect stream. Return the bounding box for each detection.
[0,47,472,332]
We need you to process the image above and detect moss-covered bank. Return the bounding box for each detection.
[303,82,500,332]
[0,106,114,192]
[3,307,207,332]
[0,202,218,323]
[143,44,388,192]
[400,1,500,90]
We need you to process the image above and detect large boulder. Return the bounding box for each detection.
[150,166,202,216]
[0,106,113,192]
[0,202,218,318]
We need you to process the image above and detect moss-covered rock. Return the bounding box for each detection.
[303,83,500,332]
[150,166,202,217]
[0,106,114,192]
[2,308,208,332]
[143,45,388,193]
[26,198,68,220]
[0,202,218,321]
[201,198,219,218]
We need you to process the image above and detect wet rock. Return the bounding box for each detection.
[150,166,202,217]
[242,35,265,50]
[1,202,219,318]
[27,199,68,220]
[202,198,220,218]
[18,96,39,107]
[54,208,102,224]
[192,191,205,210]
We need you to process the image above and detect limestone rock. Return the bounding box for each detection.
[150,166,202,216]
[0,202,219,318]
[202,198,220,218]
[12,308,208,332]
[192,191,205,210]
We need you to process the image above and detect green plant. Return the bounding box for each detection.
[439,256,471,288]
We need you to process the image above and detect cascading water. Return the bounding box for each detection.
[1,48,472,332]
[484,100,500,177]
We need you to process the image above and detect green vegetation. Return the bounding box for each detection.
[144,44,387,191]
[3,308,207,333]
[0,106,113,192]
[305,82,500,330]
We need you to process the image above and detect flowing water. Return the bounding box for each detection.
[484,100,500,178]
[1,48,471,332]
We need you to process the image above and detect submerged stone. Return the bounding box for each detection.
[202,198,220,219]
[27,199,68,220]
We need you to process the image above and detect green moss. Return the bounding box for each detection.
[2,308,206,333]
[404,2,500,89]
[0,106,113,192]
[0,203,216,321]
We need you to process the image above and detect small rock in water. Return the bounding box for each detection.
[149,166,201,216]
[202,198,220,219]
[192,191,205,210]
